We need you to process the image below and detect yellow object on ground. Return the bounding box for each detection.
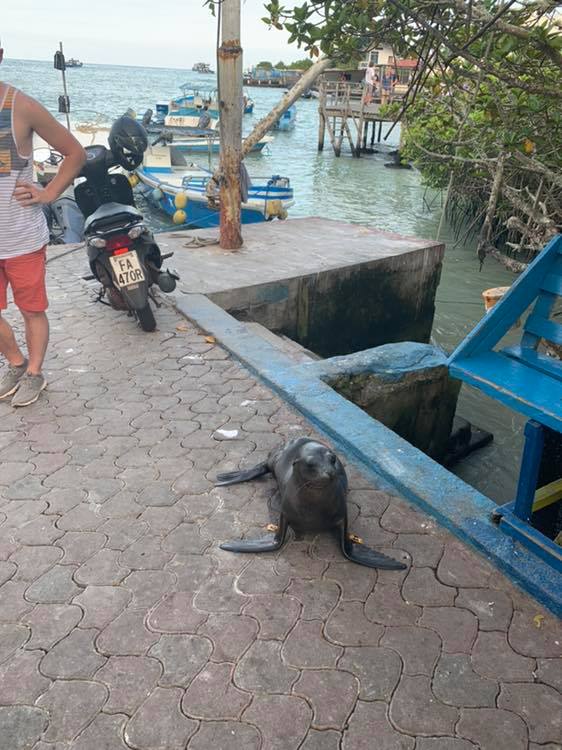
[128,173,139,188]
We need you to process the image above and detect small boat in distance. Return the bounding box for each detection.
[66,58,83,68]
[272,104,297,131]
[243,93,255,114]
[192,63,214,74]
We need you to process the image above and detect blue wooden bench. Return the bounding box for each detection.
[448,234,562,570]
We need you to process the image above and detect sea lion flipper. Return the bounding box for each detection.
[340,529,407,570]
[215,462,270,486]
[220,515,288,554]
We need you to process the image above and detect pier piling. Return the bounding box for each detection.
[317,81,399,157]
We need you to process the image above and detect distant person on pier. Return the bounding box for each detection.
[381,68,397,105]
[0,42,85,407]
[364,62,378,105]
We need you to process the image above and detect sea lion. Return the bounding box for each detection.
[215,437,406,570]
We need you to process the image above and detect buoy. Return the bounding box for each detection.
[173,209,187,225]
[174,192,188,210]
[128,173,139,188]
[265,199,282,218]
[482,286,510,311]
[151,188,163,202]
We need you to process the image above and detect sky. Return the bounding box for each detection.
[2,0,304,69]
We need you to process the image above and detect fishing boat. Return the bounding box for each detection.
[243,94,255,114]
[140,86,220,125]
[145,115,273,155]
[133,145,294,229]
[192,63,214,74]
[66,58,83,68]
[272,104,297,131]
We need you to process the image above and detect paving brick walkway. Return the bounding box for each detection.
[0,252,561,750]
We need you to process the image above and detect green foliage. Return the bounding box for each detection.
[258,0,562,255]
[275,60,287,68]
[256,60,273,69]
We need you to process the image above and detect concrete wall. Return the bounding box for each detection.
[223,244,444,358]
[303,342,460,461]
[170,219,444,359]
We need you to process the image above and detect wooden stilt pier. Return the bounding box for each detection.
[317,81,399,157]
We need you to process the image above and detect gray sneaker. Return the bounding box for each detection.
[0,360,28,400]
[11,373,47,407]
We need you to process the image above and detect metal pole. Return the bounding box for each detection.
[218,0,243,250]
[59,42,71,130]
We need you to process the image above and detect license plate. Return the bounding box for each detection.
[109,251,146,289]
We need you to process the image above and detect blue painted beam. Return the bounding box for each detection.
[175,293,562,617]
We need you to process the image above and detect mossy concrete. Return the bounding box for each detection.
[303,342,461,461]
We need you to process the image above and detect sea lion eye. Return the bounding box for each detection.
[329,453,337,465]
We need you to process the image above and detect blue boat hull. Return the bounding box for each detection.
[158,193,267,228]
[136,170,293,230]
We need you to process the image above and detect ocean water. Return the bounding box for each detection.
[3,57,523,502]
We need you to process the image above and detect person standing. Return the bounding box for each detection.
[364,61,378,105]
[381,68,397,105]
[0,44,85,406]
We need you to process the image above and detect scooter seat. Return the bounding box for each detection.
[84,202,143,234]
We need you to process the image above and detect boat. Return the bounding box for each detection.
[272,104,297,131]
[192,63,214,74]
[243,94,255,114]
[133,145,294,229]
[143,115,273,155]
[66,58,83,68]
[139,85,220,126]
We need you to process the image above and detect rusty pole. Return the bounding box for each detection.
[218,0,243,250]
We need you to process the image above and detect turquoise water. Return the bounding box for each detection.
[3,58,523,502]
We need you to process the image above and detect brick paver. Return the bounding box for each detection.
[0,253,561,749]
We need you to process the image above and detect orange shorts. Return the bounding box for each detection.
[0,247,48,313]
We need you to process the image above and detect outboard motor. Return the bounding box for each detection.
[76,116,179,331]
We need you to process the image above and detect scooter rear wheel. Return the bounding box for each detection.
[136,303,156,332]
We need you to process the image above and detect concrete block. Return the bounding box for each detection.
[304,342,460,460]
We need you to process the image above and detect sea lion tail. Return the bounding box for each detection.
[215,462,270,486]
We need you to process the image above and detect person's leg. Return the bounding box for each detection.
[21,310,49,375]
[0,262,26,367]
[7,248,49,406]
[0,314,26,366]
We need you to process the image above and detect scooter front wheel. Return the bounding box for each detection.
[136,303,156,332]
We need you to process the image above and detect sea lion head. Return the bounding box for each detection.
[292,442,342,486]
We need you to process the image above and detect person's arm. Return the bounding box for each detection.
[14,95,86,207]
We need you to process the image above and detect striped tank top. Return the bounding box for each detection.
[0,85,49,259]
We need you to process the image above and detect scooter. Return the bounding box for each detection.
[74,140,178,332]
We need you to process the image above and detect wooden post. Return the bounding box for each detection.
[318,82,326,151]
[218,0,243,250]
[58,42,71,130]
[355,88,365,157]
